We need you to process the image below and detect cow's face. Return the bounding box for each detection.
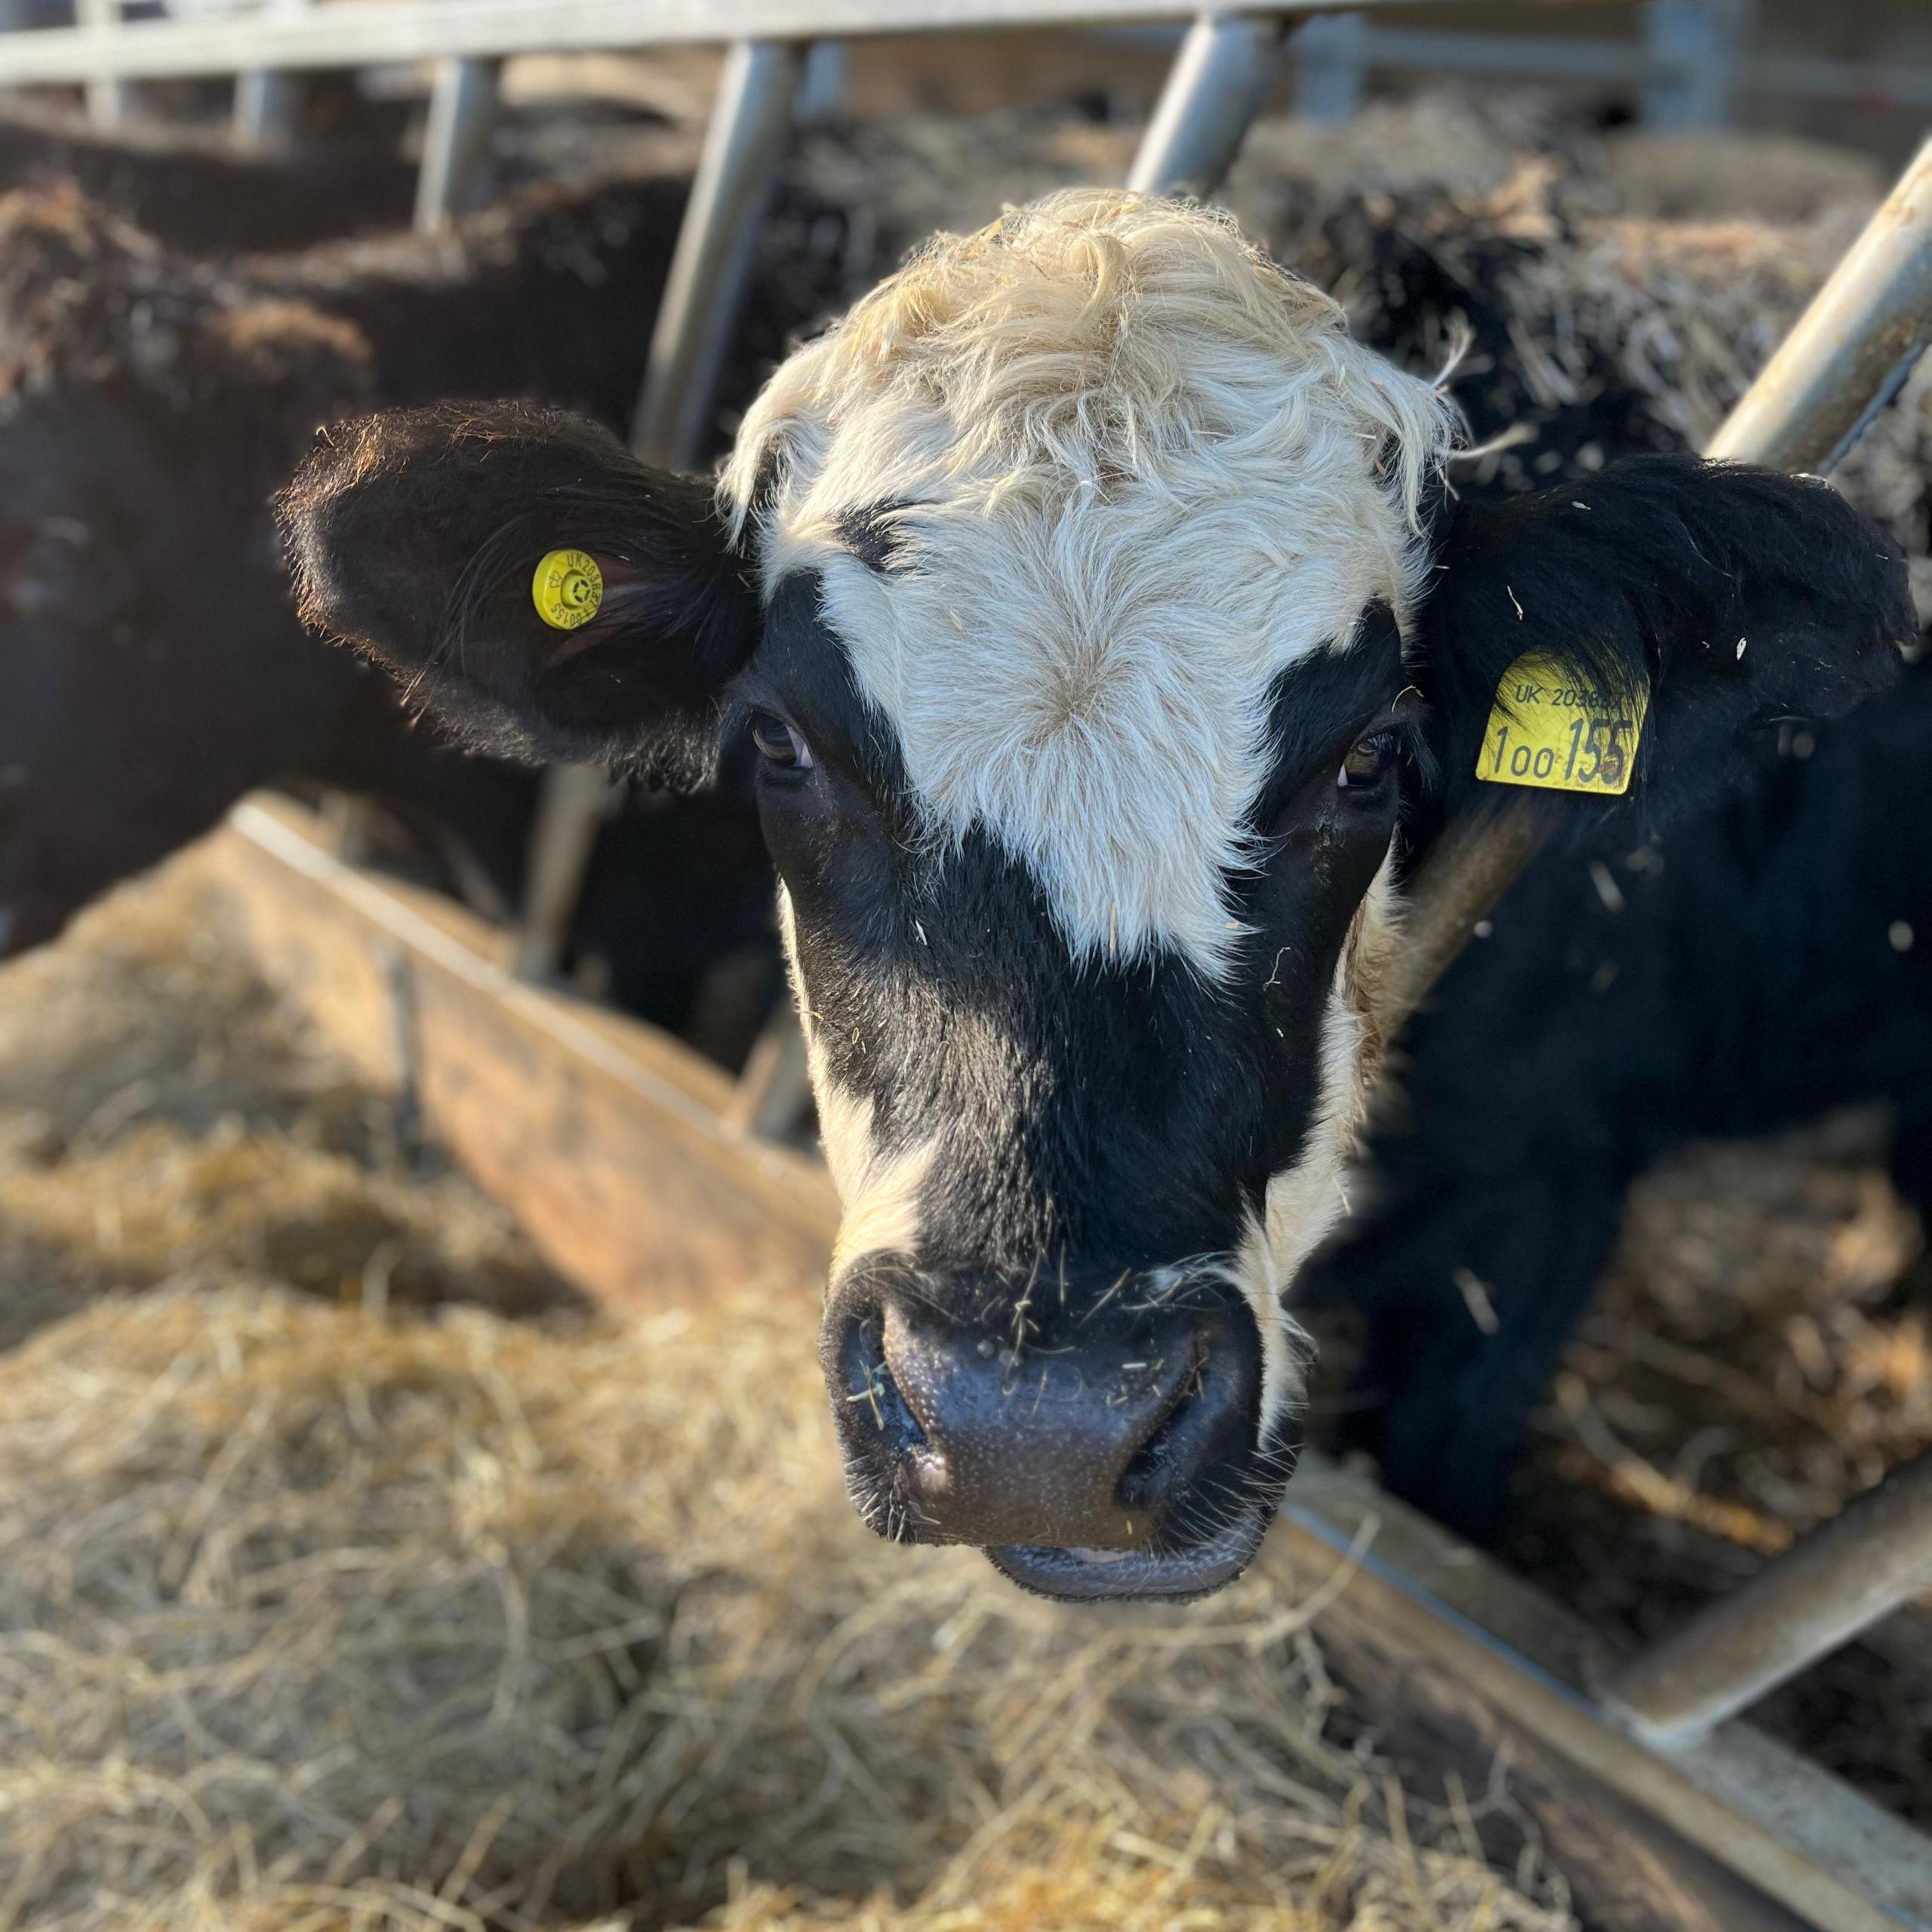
[707,199,1452,1595]
[279,192,1909,1600]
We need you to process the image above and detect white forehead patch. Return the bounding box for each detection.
[723,190,1456,973]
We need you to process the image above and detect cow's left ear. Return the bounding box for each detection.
[1416,454,1912,824]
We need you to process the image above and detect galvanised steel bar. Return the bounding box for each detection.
[0,0,1533,86]
[414,55,500,233]
[630,38,807,469]
[1126,11,1287,197]
[1604,1449,1932,1749]
[1706,136,1932,473]
[516,39,807,983]
[234,0,315,149]
[73,0,129,128]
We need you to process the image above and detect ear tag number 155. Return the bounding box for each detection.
[1476,651,1648,797]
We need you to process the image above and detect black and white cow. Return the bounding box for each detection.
[279,191,1912,1601]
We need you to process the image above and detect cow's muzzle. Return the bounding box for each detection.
[821,1260,1289,1602]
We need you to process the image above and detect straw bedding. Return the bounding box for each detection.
[0,851,1574,1931]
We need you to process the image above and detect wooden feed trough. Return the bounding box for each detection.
[203,794,1932,1932]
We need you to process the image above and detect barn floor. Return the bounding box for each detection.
[0,848,1574,1931]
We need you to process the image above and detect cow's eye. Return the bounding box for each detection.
[1337,730,1396,789]
[749,710,813,771]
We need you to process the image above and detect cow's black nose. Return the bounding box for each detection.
[822,1269,1263,1554]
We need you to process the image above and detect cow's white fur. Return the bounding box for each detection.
[722,189,1456,975]
[1230,858,1404,1441]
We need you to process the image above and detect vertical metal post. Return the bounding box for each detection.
[1706,136,1932,472]
[1127,12,1287,198]
[630,39,809,469]
[794,38,848,128]
[512,761,618,981]
[515,41,808,989]
[1604,1449,1932,1747]
[75,0,128,128]
[1641,0,1753,131]
[1290,11,1368,126]
[235,0,312,151]
[235,68,303,148]
[414,55,500,235]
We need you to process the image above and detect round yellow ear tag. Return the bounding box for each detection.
[531,549,604,632]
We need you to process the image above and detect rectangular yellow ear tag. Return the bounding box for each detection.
[1476,651,1648,796]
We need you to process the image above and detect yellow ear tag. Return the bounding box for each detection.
[531,548,604,632]
[1476,651,1648,796]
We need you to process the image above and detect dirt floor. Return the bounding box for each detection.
[0,849,1577,1932]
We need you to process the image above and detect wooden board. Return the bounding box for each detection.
[206,794,1932,1932]
[209,796,836,1312]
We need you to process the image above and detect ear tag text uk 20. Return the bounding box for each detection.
[531,549,604,632]
[1476,651,1647,797]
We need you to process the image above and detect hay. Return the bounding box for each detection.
[0,850,1572,1932]
[1503,1113,1932,1822]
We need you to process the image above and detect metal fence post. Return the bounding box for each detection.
[414,54,500,234]
[1290,11,1367,125]
[75,0,128,128]
[1127,11,1287,198]
[630,39,808,468]
[1641,0,1753,130]
[1706,134,1932,473]
[515,40,808,987]
[1604,1449,1932,1747]
[235,0,313,149]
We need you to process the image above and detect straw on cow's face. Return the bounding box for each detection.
[278,190,1912,1601]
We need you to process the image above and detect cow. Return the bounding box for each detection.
[278,189,1912,1601]
[0,177,654,964]
[1297,649,1932,1543]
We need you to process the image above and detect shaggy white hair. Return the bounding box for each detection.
[721,189,1460,974]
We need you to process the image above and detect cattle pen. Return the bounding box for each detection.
[2,5,1930,1930]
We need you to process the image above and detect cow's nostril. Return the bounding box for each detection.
[832,1303,926,1463]
[1116,1332,1211,1503]
[1114,1323,1256,1543]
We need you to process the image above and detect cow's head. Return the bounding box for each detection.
[279,192,1909,1599]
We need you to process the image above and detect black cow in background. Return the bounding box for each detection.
[1299,650,1932,1542]
[0,177,786,1057]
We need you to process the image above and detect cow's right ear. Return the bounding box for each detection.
[276,401,760,783]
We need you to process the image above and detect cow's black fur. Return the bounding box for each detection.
[1300,652,1932,1541]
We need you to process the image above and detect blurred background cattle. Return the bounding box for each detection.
[0,4,1929,1925]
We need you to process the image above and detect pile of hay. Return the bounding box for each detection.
[0,851,1573,1931]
